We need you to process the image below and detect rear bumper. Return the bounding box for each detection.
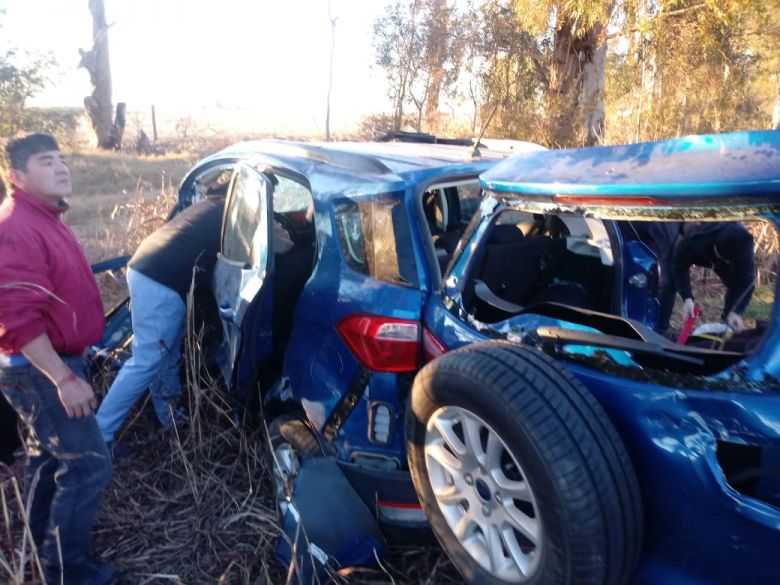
[337,461,435,542]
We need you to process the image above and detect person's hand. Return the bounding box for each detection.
[272,220,294,255]
[682,298,696,320]
[55,371,97,418]
[726,312,745,334]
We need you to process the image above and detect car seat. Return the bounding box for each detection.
[529,238,605,310]
[472,224,552,321]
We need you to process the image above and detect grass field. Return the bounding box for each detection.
[65,151,194,261]
[2,145,777,584]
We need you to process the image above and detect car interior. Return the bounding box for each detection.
[420,180,482,274]
[461,209,616,324]
[450,208,779,377]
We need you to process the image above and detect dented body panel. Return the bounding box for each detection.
[91,131,780,583]
[423,129,780,583]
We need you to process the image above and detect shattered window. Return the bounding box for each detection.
[190,166,234,202]
[457,182,483,223]
[222,167,266,267]
[334,192,418,287]
[273,177,311,213]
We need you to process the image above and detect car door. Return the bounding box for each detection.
[212,163,274,386]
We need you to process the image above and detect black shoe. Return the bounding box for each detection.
[44,554,118,585]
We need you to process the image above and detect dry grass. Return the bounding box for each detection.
[1,148,457,584]
[1,333,457,584]
[64,151,193,263]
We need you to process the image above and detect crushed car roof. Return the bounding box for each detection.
[193,139,543,198]
[481,129,780,199]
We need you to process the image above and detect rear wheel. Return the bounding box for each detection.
[406,341,642,585]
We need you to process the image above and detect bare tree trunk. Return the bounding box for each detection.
[632,0,655,141]
[548,6,613,147]
[80,0,119,149]
[422,0,448,132]
[394,70,408,130]
[325,1,337,141]
[772,73,780,130]
[469,77,479,135]
[424,70,443,131]
[547,17,581,146]
[580,25,607,146]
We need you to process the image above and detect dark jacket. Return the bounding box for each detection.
[129,200,223,301]
[672,222,755,319]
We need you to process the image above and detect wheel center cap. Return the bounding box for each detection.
[475,478,492,502]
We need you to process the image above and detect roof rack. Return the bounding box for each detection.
[374,130,474,147]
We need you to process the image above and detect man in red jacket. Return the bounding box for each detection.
[0,134,116,585]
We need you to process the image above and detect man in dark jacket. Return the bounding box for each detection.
[96,199,223,447]
[0,133,115,584]
[672,222,755,333]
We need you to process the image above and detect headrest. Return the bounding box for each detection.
[489,224,524,244]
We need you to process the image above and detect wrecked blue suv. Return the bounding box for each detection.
[99,132,779,584]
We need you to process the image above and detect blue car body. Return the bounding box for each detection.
[96,131,780,583]
[430,130,780,584]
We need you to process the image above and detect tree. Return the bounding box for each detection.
[80,0,124,149]
[509,0,615,146]
[0,10,56,138]
[0,49,54,137]
[374,0,426,130]
[416,0,464,130]
[606,0,773,142]
[465,0,614,146]
[469,1,548,141]
[325,0,337,141]
[374,0,465,133]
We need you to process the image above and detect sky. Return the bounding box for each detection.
[1,0,395,134]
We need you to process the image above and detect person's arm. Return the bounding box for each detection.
[722,262,755,318]
[671,239,696,318]
[716,251,755,334]
[20,334,97,418]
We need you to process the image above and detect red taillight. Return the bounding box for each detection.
[336,314,420,372]
[422,327,447,362]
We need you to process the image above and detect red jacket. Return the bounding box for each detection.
[0,189,104,355]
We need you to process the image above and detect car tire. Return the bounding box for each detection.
[267,414,322,515]
[406,341,642,585]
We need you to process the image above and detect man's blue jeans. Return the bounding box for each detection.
[0,356,112,568]
[96,268,186,443]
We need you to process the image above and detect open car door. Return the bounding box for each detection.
[212,163,274,387]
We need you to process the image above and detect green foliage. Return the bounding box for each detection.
[373,0,466,132]
[374,0,779,146]
[510,0,613,37]
[606,0,775,143]
[18,108,85,147]
[0,48,57,137]
[743,284,774,322]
